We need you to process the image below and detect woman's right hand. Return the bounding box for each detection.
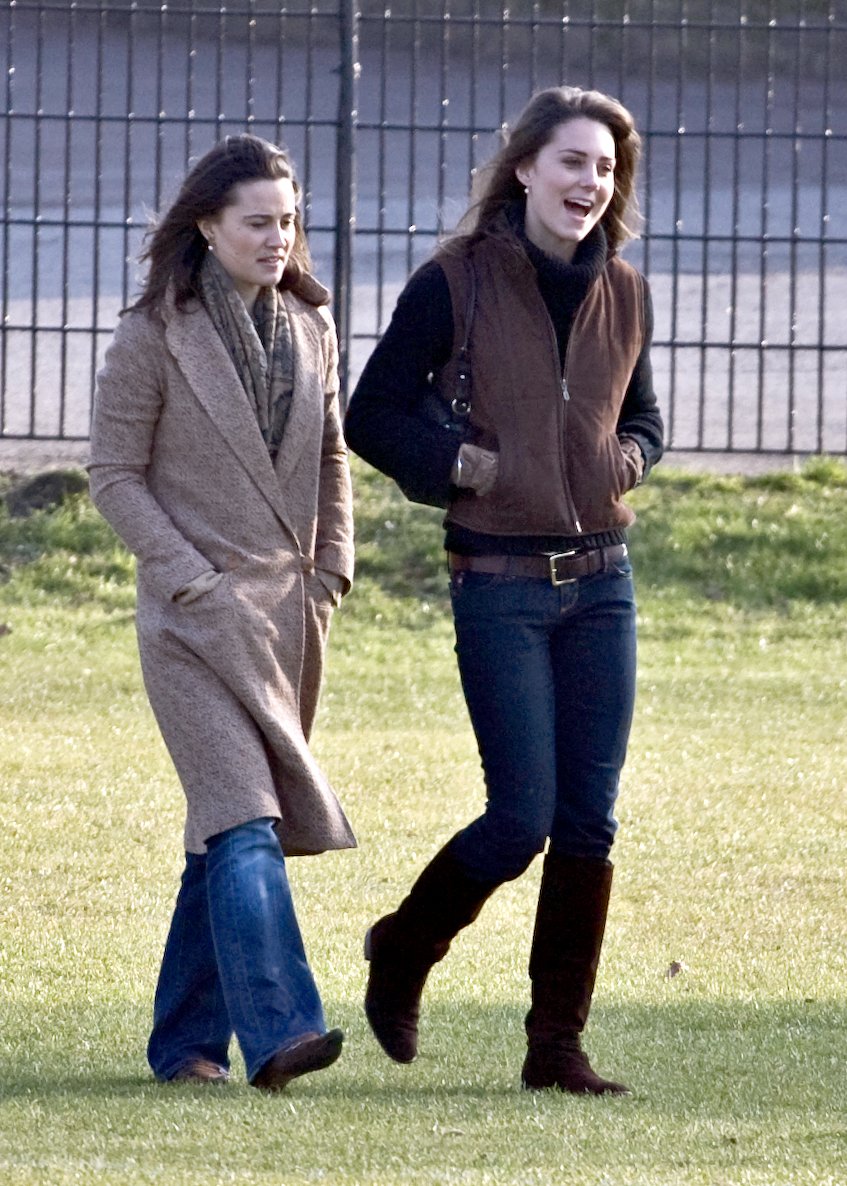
[451,443,499,497]
[172,569,224,605]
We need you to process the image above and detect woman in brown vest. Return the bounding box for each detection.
[345,86,664,1095]
[89,135,355,1090]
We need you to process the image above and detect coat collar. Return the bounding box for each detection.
[163,292,305,550]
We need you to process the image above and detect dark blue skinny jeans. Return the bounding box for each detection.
[147,817,326,1083]
[447,553,637,883]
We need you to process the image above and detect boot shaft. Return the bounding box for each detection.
[391,839,501,956]
[526,852,613,1039]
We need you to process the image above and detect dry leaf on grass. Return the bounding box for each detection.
[664,960,689,979]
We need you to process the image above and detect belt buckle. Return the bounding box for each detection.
[548,550,579,587]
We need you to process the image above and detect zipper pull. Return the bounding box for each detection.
[562,378,570,401]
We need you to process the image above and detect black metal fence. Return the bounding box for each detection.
[2,0,846,455]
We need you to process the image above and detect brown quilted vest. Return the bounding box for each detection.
[437,234,645,537]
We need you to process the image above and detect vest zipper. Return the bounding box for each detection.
[555,319,583,536]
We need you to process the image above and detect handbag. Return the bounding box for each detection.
[417,260,476,439]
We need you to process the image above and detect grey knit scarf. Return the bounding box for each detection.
[199,252,294,462]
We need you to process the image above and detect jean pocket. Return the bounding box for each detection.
[449,569,506,598]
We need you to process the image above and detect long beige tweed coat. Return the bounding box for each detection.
[88,281,356,856]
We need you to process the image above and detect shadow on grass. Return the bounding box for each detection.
[1,997,842,1112]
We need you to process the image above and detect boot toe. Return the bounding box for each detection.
[251,1029,344,1092]
[364,1000,418,1063]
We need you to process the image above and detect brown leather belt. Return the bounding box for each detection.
[448,544,628,587]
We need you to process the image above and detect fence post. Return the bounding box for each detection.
[334,0,359,407]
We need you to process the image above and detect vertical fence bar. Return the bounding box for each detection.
[302,3,317,227]
[28,1,45,436]
[88,1,105,405]
[334,0,359,405]
[615,0,627,99]
[436,0,450,237]
[558,3,568,85]
[185,0,198,167]
[154,2,166,205]
[406,0,420,278]
[640,0,656,280]
[667,0,686,447]
[0,1,10,434]
[59,1,75,437]
[246,0,256,129]
[756,0,774,449]
[726,2,743,450]
[0,1,11,432]
[468,0,481,194]
[787,6,803,453]
[530,0,540,93]
[586,0,597,87]
[274,0,285,145]
[497,3,508,128]
[696,1,713,448]
[374,0,390,333]
[120,3,136,313]
[817,0,833,454]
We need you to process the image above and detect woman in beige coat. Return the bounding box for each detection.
[89,134,355,1091]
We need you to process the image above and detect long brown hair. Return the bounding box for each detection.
[132,134,313,313]
[456,86,642,254]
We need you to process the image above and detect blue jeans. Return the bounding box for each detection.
[448,555,637,882]
[147,817,326,1083]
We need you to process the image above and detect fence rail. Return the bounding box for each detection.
[2,0,846,455]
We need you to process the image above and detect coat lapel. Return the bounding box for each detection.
[271,293,324,496]
[164,300,302,548]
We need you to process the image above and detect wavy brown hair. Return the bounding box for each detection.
[454,86,642,255]
[132,134,313,313]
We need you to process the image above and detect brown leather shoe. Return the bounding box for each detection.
[250,1029,344,1092]
[168,1058,229,1084]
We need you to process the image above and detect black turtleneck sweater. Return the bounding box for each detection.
[345,221,664,556]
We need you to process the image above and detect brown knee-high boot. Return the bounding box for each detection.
[364,842,500,1063]
[521,852,630,1095]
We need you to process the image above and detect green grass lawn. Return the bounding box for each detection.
[0,459,845,1185]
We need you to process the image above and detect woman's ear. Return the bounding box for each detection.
[515,163,532,189]
[196,219,213,244]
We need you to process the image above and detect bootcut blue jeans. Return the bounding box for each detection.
[447,554,637,883]
[147,817,326,1083]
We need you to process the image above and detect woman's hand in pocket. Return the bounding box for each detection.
[452,443,499,496]
[315,568,344,608]
[172,569,224,605]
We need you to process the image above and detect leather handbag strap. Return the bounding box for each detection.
[449,260,476,425]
